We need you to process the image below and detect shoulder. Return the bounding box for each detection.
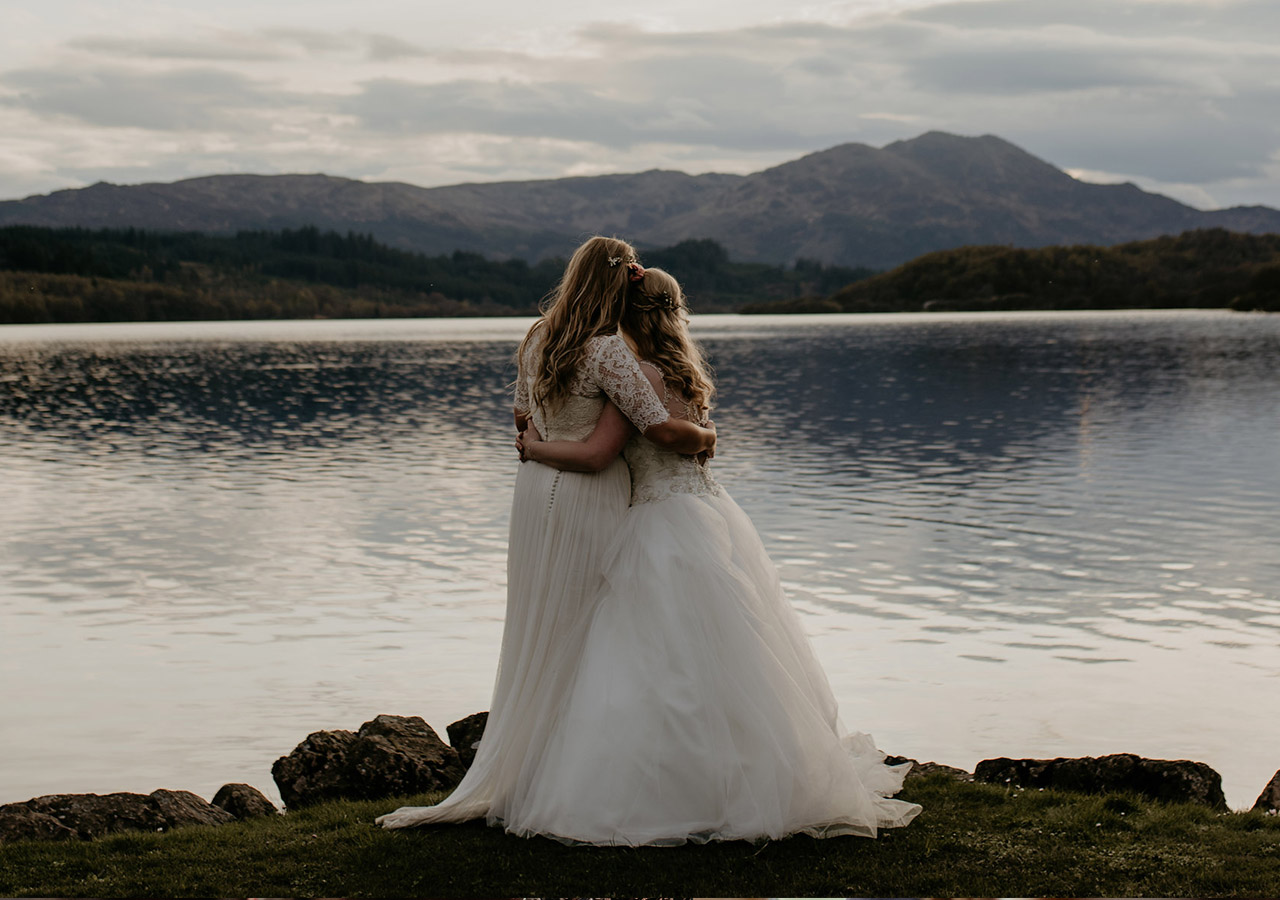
[582,332,631,365]
[584,331,625,352]
[522,320,546,348]
[518,321,545,362]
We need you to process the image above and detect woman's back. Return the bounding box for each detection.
[518,330,669,442]
[624,360,720,505]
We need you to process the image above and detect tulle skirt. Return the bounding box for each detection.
[498,489,921,844]
[379,470,921,843]
[377,458,631,828]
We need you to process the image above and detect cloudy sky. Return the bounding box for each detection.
[2,0,1278,210]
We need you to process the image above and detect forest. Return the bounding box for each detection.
[743,228,1280,313]
[0,226,871,323]
[4,225,1275,323]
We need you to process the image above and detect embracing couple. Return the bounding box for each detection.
[377,236,920,846]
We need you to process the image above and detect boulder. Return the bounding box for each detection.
[1,789,233,843]
[272,714,465,809]
[212,783,278,820]
[447,712,489,768]
[1252,770,1280,814]
[885,755,973,782]
[974,753,1227,809]
[0,805,77,843]
[148,789,237,828]
[270,729,358,810]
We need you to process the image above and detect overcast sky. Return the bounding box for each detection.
[2,0,1278,210]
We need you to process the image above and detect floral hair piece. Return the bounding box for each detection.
[608,256,623,267]
[634,288,678,312]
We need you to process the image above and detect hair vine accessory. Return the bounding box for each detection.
[634,288,678,311]
[608,256,622,267]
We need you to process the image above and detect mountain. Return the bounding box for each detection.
[2,132,1278,268]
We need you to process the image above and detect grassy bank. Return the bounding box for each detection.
[1,776,1277,898]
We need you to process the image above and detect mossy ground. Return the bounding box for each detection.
[1,776,1277,898]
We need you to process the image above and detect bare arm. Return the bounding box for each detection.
[519,402,634,473]
[644,414,715,456]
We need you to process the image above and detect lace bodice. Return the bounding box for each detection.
[515,329,671,442]
[625,362,722,506]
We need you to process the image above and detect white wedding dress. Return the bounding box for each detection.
[378,338,922,844]
[378,330,674,831]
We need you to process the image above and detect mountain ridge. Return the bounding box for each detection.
[3,132,1277,268]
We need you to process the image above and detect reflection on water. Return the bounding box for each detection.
[1,311,1277,809]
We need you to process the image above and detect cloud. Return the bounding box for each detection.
[0,65,292,131]
[68,34,290,62]
[904,47,1190,95]
[907,0,1280,38]
[67,28,434,65]
[1,1,1279,209]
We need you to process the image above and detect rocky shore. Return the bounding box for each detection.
[2,712,1276,844]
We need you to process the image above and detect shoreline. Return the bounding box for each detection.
[3,711,1276,848]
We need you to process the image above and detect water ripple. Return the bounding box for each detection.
[0,311,1277,808]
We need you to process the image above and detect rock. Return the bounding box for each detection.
[974,753,1228,809]
[148,789,237,828]
[212,783,278,820]
[345,715,468,800]
[272,714,466,809]
[1252,770,1280,813]
[885,755,973,782]
[23,792,158,839]
[447,712,489,768]
[0,805,77,843]
[271,729,359,810]
[3,790,233,842]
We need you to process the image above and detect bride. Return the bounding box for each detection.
[377,236,715,833]
[504,266,921,844]
[379,253,921,844]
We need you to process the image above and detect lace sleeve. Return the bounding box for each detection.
[583,335,671,432]
[513,328,538,413]
[514,358,531,414]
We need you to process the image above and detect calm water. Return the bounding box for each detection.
[1,311,1277,810]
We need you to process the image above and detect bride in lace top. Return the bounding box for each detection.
[512,267,921,845]
[377,237,715,833]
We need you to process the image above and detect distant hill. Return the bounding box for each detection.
[3,132,1279,269]
[741,229,1280,314]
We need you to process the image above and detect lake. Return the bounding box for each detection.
[0,310,1277,811]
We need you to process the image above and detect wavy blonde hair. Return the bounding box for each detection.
[519,235,638,412]
[621,267,715,418]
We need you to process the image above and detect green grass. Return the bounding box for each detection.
[1,776,1277,898]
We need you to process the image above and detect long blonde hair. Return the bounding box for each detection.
[519,235,638,412]
[621,267,715,418]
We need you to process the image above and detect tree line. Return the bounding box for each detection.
[0,226,873,324]
[743,228,1280,314]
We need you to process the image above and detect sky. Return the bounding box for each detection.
[1,0,1279,210]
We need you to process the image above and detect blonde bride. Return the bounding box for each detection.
[377,237,715,833]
